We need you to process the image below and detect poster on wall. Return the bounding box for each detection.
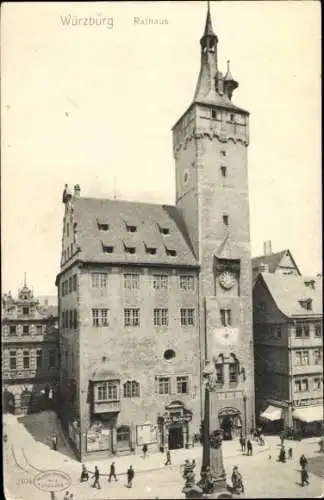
[86,428,111,452]
[136,423,158,446]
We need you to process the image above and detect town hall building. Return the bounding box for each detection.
[55,3,255,460]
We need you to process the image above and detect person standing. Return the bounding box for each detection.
[164,450,171,466]
[239,435,246,453]
[80,464,88,482]
[92,465,101,489]
[69,494,74,500]
[299,454,308,470]
[278,446,286,463]
[300,466,310,487]
[63,493,69,500]
[288,447,293,459]
[246,439,253,456]
[127,465,135,488]
[108,461,118,482]
[142,443,148,458]
[52,433,57,451]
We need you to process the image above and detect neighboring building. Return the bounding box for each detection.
[55,3,254,461]
[1,282,59,415]
[254,272,323,436]
[252,241,301,283]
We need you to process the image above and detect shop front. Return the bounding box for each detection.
[293,405,324,437]
[260,403,286,434]
[158,400,192,451]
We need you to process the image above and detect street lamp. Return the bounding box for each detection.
[242,394,247,437]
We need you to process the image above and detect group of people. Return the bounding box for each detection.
[79,462,135,489]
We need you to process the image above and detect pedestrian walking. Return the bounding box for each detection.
[92,466,101,489]
[300,467,310,487]
[299,454,308,469]
[164,450,171,466]
[239,435,246,453]
[231,466,244,493]
[108,461,118,482]
[69,494,74,500]
[280,431,285,446]
[259,433,265,446]
[278,446,286,463]
[52,433,57,451]
[63,493,69,500]
[80,464,89,482]
[288,447,293,459]
[142,443,148,458]
[246,439,253,456]
[126,465,135,488]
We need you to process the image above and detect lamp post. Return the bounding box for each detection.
[242,394,247,437]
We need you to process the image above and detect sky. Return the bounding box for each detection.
[1,1,321,296]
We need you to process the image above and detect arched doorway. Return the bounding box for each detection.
[116,425,131,451]
[3,390,15,414]
[218,407,242,440]
[163,401,192,450]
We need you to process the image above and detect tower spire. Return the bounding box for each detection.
[204,1,216,37]
[24,272,27,287]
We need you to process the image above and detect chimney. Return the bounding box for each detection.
[263,240,272,256]
[74,184,81,197]
[44,299,48,306]
[259,262,269,273]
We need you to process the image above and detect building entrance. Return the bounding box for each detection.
[168,425,184,450]
[219,408,242,441]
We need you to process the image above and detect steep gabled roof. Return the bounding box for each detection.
[252,250,287,273]
[70,197,197,268]
[260,273,322,317]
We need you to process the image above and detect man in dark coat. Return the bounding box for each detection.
[300,454,308,469]
[108,461,118,482]
[142,443,148,458]
[239,435,246,453]
[246,439,253,456]
[164,450,171,466]
[301,467,310,487]
[127,465,135,488]
[92,466,101,489]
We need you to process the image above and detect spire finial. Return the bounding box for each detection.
[227,60,230,72]
[203,0,216,37]
[24,272,27,287]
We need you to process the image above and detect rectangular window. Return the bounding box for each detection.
[152,274,168,289]
[302,351,309,365]
[73,309,78,330]
[69,310,73,329]
[216,364,224,384]
[223,215,229,226]
[61,282,65,297]
[296,352,302,365]
[73,274,77,291]
[92,308,109,327]
[48,350,56,369]
[296,325,303,337]
[91,273,100,288]
[180,308,195,326]
[9,351,17,370]
[124,273,140,290]
[229,363,238,384]
[96,382,119,401]
[36,349,42,369]
[153,308,168,326]
[23,350,30,369]
[9,325,16,335]
[177,376,189,394]
[69,277,72,294]
[220,309,232,327]
[124,308,140,327]
[180,275,194,291]
[274,326,282,339]
[98,223,109,231]
[158,377,171,395]
[295,380,302,392]
[221,166,227,177]
[304,324,310,337]
[313,377,322,390]
[313,349,321,364]
[23,325,29,335]
[103,245,114,253]
[301,379,309,391]
[23,307,29,315]
[91,272,109,288]
[315,323,322,337]
[36,325,42,335]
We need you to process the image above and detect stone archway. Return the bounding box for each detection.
[218,407,242,440]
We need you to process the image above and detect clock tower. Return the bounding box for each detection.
[173,2,255,435]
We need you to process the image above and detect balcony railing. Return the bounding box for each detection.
[2,368,59,380]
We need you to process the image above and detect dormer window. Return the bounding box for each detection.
[165,245,177,257]
[145,245,157,255]
[230,113,235,122]
[125,245,136,254]
[102,244,114,254]
[98,223,109,231]
[300,298,312,310]
[159,226,170,235]
[126,225,137,233]
[223,214,229,226]
[221,166,227,177]
[304,280,316,289]
[23,307,29,316]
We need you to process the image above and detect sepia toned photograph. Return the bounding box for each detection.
[1,1,322,499]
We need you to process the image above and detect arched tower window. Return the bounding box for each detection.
[123,380,140,398]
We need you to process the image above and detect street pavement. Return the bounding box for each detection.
[3,412,324,499]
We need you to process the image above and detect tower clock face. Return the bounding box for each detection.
[218,271,236,290]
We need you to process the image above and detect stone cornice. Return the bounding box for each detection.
[173,129,249,157]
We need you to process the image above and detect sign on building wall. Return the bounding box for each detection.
[136,423,158,446]
[86,428,111,452]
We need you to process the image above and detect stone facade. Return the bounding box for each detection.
[1,283,59,415]
[56,4,255,460]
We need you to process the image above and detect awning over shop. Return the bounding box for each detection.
[293,406,324,423]
[260,405,283,422]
